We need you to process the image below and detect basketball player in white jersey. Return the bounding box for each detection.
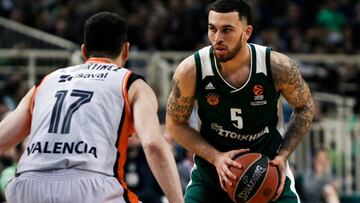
[0,12,184,203]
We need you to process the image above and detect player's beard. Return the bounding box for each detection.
[214,33,243,63]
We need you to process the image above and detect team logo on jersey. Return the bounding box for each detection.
[206,93,219,106]
[251,84,267,106]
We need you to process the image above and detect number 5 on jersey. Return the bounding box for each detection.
[230,108,243,129]
[48,89,94,134]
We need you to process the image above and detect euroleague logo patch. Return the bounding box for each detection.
[206,93,219,106]
[251,84,267,106]
[253,84,264,96]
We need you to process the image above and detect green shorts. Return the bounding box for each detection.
[185,160,300,203]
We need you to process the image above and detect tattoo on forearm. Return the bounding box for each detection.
[167,79,194,122]
[281,99,314,157]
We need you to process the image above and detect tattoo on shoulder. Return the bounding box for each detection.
[167,78,194,122]
[271,52,309,104]
[271,52,301,85]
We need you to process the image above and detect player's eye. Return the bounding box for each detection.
[223,28,231,33]
[209,26,217,33]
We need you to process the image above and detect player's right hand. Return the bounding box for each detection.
[213,148,250,191]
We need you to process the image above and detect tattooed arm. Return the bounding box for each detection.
[166,55,218,163]
[271,51,314,160]
[166,56,249,190]
[270,51,315,200]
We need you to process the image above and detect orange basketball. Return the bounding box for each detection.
[225,153,280,203]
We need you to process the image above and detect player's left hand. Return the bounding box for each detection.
[270,155,286,201]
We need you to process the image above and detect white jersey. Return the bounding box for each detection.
[17,59,137,179]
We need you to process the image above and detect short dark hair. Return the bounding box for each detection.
[84,12,128,58]
[208,0,252,25]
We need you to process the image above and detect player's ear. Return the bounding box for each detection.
[81,44,89,60]
[121,42,130,62]
[243,25,253,42]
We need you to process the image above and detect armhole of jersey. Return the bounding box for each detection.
[265,47,279,96]
[194,51,201,99]
[126,73,145,90]
[30,75,49,115]
[249,43,257,75]
[123,73,146,137]
[265,47,273,81]
[125,72,146,130]
[122,71,132,120]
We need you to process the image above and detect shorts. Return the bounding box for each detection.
[185,161,300,203]
[5,169,128,203]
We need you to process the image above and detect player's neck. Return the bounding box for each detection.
[87,57,114,63]
[217,45,251,88]
[219,45,250,73]
[86,57,125,67]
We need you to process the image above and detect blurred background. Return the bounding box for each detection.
[0,0,359,202]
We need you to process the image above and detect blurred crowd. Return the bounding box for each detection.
[1,0,360,53]
[1,0,360,110]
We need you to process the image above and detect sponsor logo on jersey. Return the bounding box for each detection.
[211,123,269,142]
[206,93,219,106]
[27,141,98,158]
[58,75,73,82]
[205,82,215,90]
[251,84,267,106]
[58,72,109,83]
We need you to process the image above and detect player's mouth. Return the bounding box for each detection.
[214,47,228,55]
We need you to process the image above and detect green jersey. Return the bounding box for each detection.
[185,44,299,203]
[194,43,283,158]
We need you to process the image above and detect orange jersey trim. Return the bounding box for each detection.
[114,71,139,203]
[30,75,49,115]
[85,57,116,64]
[121,71,135,135]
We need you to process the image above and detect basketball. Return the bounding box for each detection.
[225,153,280,203]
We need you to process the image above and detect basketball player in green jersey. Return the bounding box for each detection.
[166,0,314,202]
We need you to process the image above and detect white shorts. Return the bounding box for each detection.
[5,169,128,203]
